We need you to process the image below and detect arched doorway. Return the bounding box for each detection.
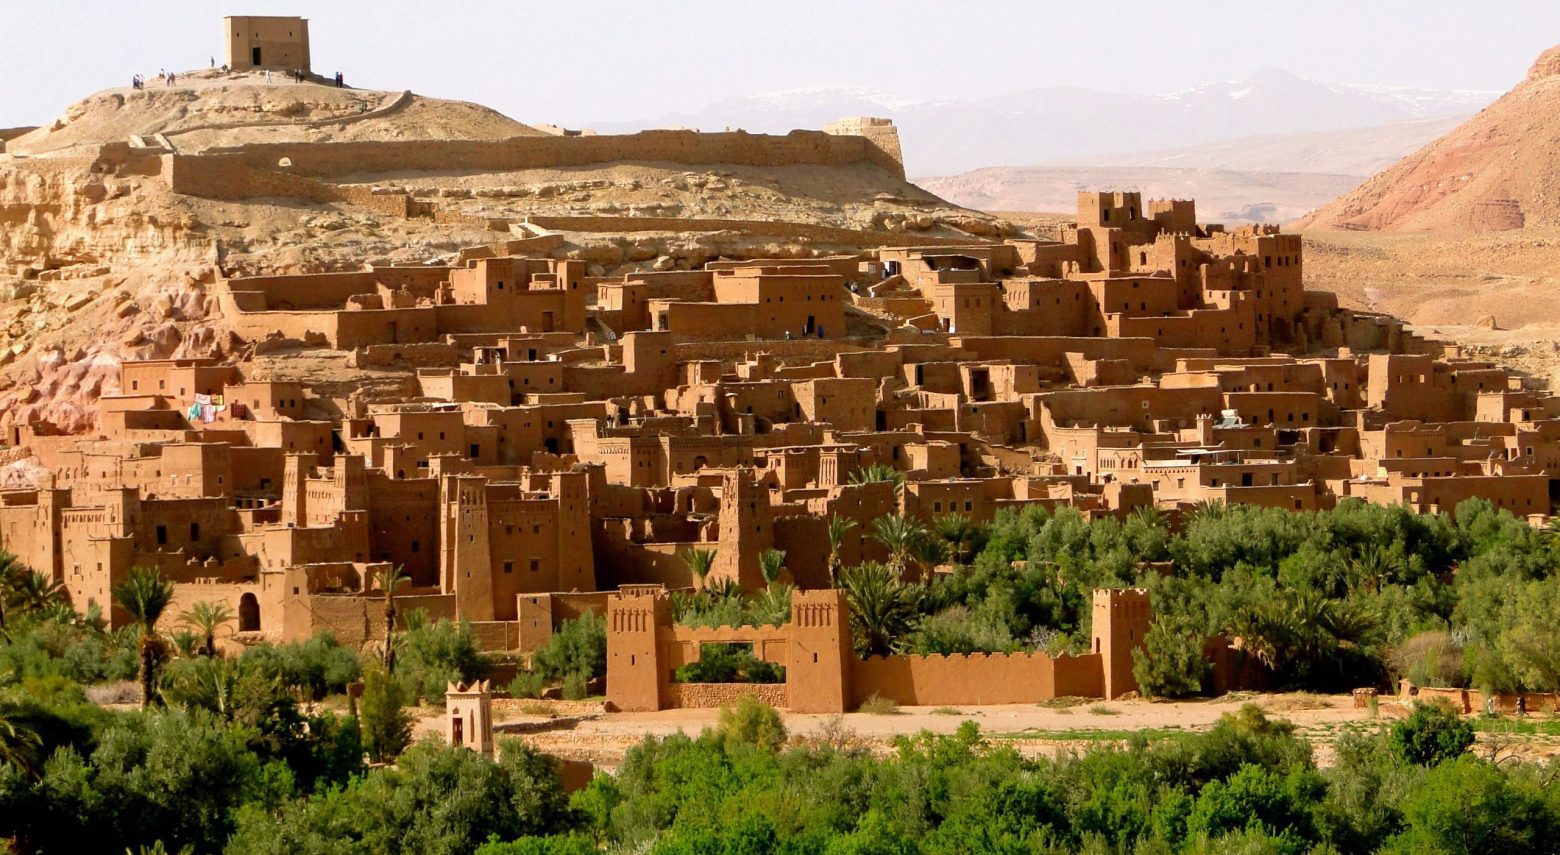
[238,593,260,632]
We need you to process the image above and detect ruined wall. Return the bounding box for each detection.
[666,683,788,708]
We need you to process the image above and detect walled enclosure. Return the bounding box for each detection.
[605,587,1151,713]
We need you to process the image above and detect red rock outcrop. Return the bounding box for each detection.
[1296,45,1560,232]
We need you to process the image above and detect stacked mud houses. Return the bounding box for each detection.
[3,190,1552,710]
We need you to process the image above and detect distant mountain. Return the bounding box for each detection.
[918,167,1361,225]
[594,69,1499,174]
[1045,116,1468,178]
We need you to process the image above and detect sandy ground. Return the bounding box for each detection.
[406,692,1560,771]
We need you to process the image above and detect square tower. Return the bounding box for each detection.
[1091,587,1152,700]
[224,16,310,72]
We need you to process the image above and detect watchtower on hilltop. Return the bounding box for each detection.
[225,15,311,72]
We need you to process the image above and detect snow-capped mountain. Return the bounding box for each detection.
[593,70,1499,175]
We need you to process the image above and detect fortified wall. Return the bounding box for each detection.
[605,586,1152,713]
[192,125,906,181]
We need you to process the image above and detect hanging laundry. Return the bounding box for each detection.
[200,405,216,424]
[187,403,202,421]
[195,393,212,406]
[212,394,225,407]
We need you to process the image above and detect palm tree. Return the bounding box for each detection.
[680,547,718,590]
[0,553,59,634]
[849,463,905,488]
[933,512,975,565]
[180,600,234,657]
[1350,546,1403,594]
[1184,499,1226,525]
[758,549,787,587]
[909,535,950,578]
[374,565,411,673]
[872,513,929,578]
[113,567,176,709]
[839,562,916,657]
[0,702,41,776]
[826,515,859,587]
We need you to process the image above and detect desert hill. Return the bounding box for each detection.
[1296,45,1560,231]
[3,69,545,156]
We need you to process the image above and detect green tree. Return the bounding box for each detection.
[112,567,176,709]
[1132,616,1210,699]
[360,665,411,763]
[1387,755,1557,853]
[1495,576,1560,691]
[397,615,488,701]
[1390,699,1474,766]
[531,612,606,683]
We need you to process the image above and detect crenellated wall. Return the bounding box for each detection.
[605,586,1145,712]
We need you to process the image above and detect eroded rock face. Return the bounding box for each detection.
[1297,42,1560,232]
[1529,45,1560,81]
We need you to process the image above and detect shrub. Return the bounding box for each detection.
[1389,630,1465,688]
[857,694,900,715]
[560,672,589,701]
[508,670,546,700]
[672,643,785,684]
[1391,699,1474,766]
[715,696,786,751]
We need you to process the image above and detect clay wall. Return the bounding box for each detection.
[199,128,908,182]
[849,651,1102,706]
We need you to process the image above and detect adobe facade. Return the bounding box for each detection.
[1,186,1556,706]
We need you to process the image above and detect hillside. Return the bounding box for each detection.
[3,69,545,156]
[1296,45,1560,231]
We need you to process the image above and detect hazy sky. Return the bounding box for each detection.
[3,1,1559,129]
